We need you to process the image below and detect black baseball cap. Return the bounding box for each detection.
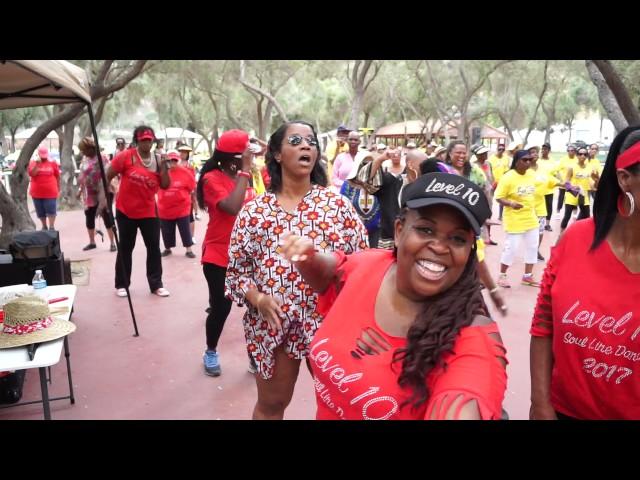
[337,124,351,133]
[400,172,491,235]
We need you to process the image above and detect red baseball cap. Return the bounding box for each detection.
[136,129,155,142]
[216,129,249,154]
[166,150,181,161]
[37,146,48,157]
[616,142,640,170]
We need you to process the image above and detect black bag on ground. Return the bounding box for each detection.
[0,370,26,405]
[9,230,61,260]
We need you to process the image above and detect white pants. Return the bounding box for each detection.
[500,228,539,266]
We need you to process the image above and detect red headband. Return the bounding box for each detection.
[616,142,640,169]
[136,129,155,141]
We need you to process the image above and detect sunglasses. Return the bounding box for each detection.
[577,152,588,156]
[287,134,318,147]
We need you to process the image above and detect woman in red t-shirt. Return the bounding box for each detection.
[158,150,197,259]
[28,146,60,231]
[106,125,171,298]
[280,172,508,420]
[530,126,640,420]
[196,130,255,377]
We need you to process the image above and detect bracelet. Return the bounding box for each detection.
[489,287,499,294]
[237,171,251,179]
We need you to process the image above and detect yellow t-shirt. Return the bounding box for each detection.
[588,158,603,190]
[494,169,539,233]
[325,140,349,181]
[558,155,578,185]
[476,238,485,263]
[531,167,559,217]
[489,154,510,186]
[537,157,560,194]
[565,162,592,207]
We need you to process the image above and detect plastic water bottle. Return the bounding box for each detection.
[32,270,47,299]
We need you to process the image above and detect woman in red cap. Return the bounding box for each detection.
[530,125,640,419]
[197,130,256,376]
[158,150,197,259]
[28,146,60,230]
[225,120,368,419]
[106,125,171,298]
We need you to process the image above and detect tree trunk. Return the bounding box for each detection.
[544,126,551,144]
[0,184,34,247]
[591,60,640,126]
[0,124,7,155]
[348,87,364,130]
[59,115,82,210]
[585,60,629,134]
[498,112,514,141]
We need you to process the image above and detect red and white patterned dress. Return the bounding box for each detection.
[225,185,369,379]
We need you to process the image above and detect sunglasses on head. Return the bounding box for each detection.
[287,134,318,147]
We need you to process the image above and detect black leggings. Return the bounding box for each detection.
[203,263,232,351]
[85,193,115,229]
[557,189,566,212]
[545,193,554,222]
[560,203,590,229]
[85,206,114,230]
[114,209,163,291]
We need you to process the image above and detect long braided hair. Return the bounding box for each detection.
[391,208,489,410]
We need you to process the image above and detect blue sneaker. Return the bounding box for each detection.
[203,350,221,377]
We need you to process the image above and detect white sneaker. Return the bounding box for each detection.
[153,287,170,297]
[116,288,128,297]
[192,237,197,245]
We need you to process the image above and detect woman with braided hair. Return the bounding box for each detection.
[281,172,507,420]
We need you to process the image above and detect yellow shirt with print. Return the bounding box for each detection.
[565,162,592,207]
[532,167,559,217]
[489,154,510,186]
[325,139,349,181]
[494,169,539,233]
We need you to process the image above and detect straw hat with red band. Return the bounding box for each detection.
[216,129,249,154]
[616,142,640,170]
[0,295,76,349]
[136,129,155,142]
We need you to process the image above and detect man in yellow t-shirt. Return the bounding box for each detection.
[538,142,560,230]
[529,145,561,261]
[494,149,540,288]
[588,143,604,202]
[324,124,350,183]
[556,144,578,212]
[489,143,510,221]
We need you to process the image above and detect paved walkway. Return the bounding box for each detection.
[0,202,568,420]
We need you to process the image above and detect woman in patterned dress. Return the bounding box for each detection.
[225,121,369,420]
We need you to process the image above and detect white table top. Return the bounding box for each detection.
[0,284,77,370]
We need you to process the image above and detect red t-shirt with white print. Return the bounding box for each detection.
[110,148,161,219]
[310,249,507,420]
[531,218,640,419]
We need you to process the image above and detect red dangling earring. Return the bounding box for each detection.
[617,192,635,217]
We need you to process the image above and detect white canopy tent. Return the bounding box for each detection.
[0,60,139,335]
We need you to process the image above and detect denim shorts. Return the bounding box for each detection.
[33,198,57,218]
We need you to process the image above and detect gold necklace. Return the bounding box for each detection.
[137,149,152,168]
